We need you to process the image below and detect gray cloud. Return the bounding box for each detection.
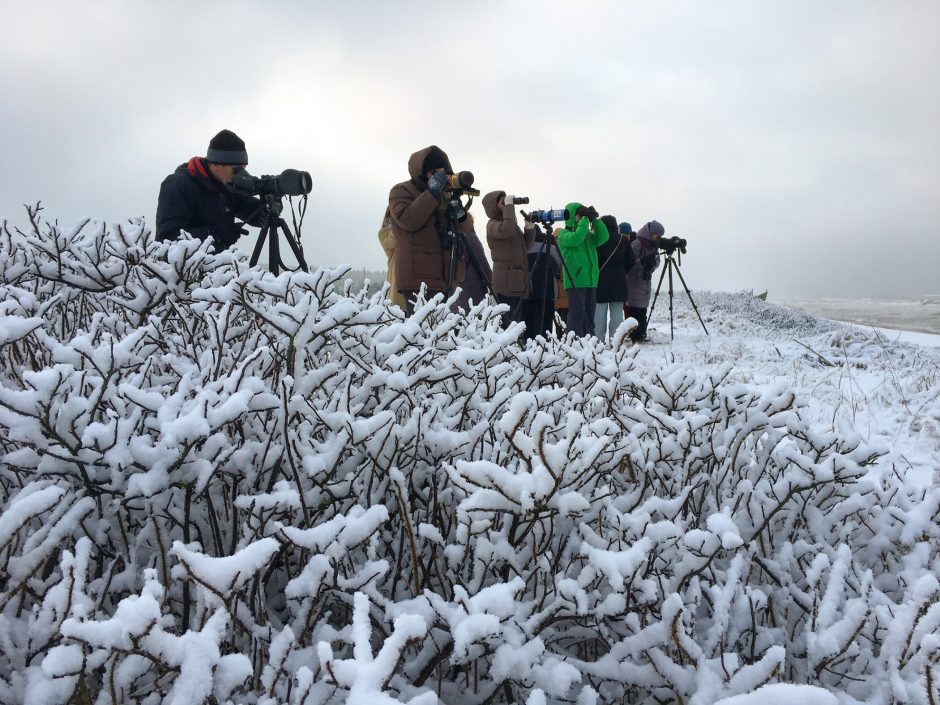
[2,1,938,298]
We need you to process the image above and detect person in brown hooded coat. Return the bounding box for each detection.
[388,145,469,315]
[483,190,536,328]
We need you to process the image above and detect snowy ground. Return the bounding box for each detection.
[638,291,940,491]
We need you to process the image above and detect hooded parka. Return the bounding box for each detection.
[556,202,610,290]
[482,190,536,298]
[626,220,664,308]
[388,146,468,294]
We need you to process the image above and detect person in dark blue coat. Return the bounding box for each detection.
[594,216,636,340]
[156,129,265,252]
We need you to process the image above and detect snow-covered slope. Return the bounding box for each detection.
[0,216,937,705]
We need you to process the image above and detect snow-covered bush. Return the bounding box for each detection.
[0,208,938,704]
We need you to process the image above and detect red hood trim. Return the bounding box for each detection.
[187,157,209,178]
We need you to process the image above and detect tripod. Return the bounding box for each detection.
[511,225,559,334]
[442,195,494,301]
[513,220,592,337]
[648,249,708,340]
[249,194,309,275]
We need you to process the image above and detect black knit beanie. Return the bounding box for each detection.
[422,148,448,175]
[206,129,248,165]
[600,215,618,235]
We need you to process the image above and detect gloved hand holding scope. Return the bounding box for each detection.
[428,171,448,197]
[575,204,599,221]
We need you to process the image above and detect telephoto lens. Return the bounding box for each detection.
[230,168,313,197]
[525,209,568,224]
[446,171,474,189]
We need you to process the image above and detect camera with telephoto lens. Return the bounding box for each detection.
[657,236,688,255]
[522,208,569,224]
[445,170,480,196]
[230,168,313,198]
[506,195,529,205]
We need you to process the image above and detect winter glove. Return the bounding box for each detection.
[576,205,599,221]
[211,223,247,248]
[427,171,448,197]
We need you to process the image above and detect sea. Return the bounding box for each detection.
[773,295,940,336]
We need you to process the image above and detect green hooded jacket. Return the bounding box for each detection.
[556,201,610,289]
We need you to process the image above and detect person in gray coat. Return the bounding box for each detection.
[625,220,664,342]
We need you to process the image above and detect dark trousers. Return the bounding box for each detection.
[496,294,522,329]
[565,287,596,337]
[521,298,555,340]
[627,306,649,341]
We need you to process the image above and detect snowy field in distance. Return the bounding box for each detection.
[774,294,940,337]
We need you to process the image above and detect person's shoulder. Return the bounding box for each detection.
[159,165,196,196]
[390,178,420,196]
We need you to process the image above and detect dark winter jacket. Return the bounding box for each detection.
[388,145,468,293]
[595,233,636,303]
[626,220,664,308]
[156,157,263,251]
[556,202,609,289]
[482,190,536,297]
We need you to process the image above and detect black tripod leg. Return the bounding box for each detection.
[250,223,270,268]
[667,259,675,340]
[648,260,669,318]
[268,220,282,275]
[672,261,709,335]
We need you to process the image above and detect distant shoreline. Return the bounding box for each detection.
[774,297,940,337]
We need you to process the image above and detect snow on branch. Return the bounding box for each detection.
[0,215,936,704]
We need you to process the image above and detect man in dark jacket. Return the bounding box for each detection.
[388,145,470,315]
[594,216,636,340]
[156,129,265,252]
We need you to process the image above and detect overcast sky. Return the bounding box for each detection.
[2,1,938,299]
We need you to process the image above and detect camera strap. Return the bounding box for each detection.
[599,235,622,273]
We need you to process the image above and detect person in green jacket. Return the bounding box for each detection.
[556,201,609,337]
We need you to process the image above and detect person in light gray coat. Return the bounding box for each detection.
[626,220,664,342]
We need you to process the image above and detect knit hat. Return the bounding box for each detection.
[638,220,665,240]
[206,129,248,165]
[619,222,633,236]
[600,215,618,235]
[422,148,448,175]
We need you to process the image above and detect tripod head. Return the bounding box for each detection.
[249,192,309,275]
[261,193,285,218]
